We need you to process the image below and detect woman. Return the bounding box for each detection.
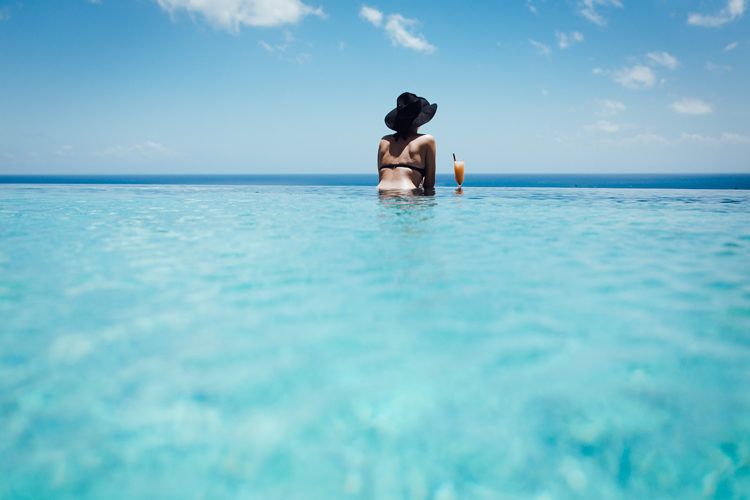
[377,92,437,194]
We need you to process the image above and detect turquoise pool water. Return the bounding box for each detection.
[1,184,749,499]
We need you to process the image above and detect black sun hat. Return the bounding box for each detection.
[384,92,438,132]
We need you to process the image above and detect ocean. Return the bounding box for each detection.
[2,173,750,189]
[1,180,749,498]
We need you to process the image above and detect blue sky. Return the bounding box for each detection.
[0,0,748,174]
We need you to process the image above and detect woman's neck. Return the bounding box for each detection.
[395,130,419,140]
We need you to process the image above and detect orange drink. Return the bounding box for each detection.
[454,160,465,186]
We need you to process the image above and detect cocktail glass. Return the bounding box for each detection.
[454,159,465,187]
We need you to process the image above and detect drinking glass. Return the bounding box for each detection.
[454,159,465,187]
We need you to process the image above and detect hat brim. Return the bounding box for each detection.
[384,102,437,131]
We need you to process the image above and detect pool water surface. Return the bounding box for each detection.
[1,184,749,498]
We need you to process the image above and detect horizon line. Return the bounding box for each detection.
[3,173,750,177]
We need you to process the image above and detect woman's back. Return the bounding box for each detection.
[377,133,436,192]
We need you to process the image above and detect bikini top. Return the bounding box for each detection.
[378,163,426,175]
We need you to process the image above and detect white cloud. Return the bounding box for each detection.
[670,98,713,115]
[680,133,711,143]
[361,6,435,53]
[596,99,626,116]
[706,61,732,71]
[592,120,620,133]
[592,67,603,74]
[359,5,383,26]
[722,132,750,144]
[258,40,275,52]
[529,39,551,56]
[584,119,642,136]
[729,0,747,15]
[579,0,623,26]
[556,31,584,49]
[257,29,310,61]
[619,133,668,145]
[613,65,656,89]
[92,141,175,158]
[527,0,538,14]
[601,133,668,146]
[0,6,10,20]
[154,0,325,32]
[724,41,739,51]
[680,132,750,144]
[383,14,435,53]
[688,0,746,27]
[646,51,679,69]
[56,145,73,157]
[258,39,291,53]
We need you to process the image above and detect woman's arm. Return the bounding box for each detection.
[422,135,436,194]
[377,137,389,169]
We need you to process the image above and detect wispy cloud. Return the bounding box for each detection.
[527,0,538,14]
[680,132,750,144]
[596,99,626,116]
[258,34,292,53]
[529,39,551,56]
[0,6,11,20]
[603,51,674,89]
[670,98,713,115]
[618,133,668,145]
[154,0,325,32]
[257,29,313,63]
[361,5,435,53]
[646,51,679,69]
[599,133,669,146]
[592,132,750,147]
[612,65,656,89]
[56,145,73,157]
[706,61,732,71]
[556,31,584,49]
[92,141,175,158]
[578,0,623,26]
[258,41,276,52]
[585,100,630,133]
[724,41,739,51]
[384,14,435,52]
[586,120,621,133]
[359,5,383,26]
[688,0,746,27]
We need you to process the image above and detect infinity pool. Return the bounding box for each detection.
[1,185,749,498]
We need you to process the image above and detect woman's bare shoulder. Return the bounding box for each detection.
[416,134,436,149]
[418,134,435,143]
